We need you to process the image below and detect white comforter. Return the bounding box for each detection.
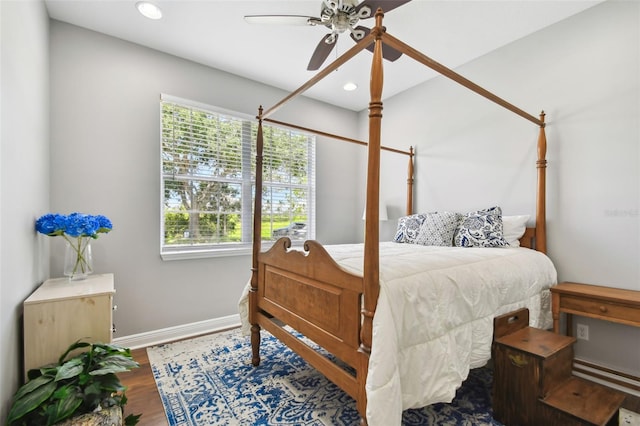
[238,242,557,426]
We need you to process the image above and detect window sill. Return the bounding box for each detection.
[161,240,309,261]
[161,247,253,261]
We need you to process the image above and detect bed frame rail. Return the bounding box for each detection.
[257,315,361,399]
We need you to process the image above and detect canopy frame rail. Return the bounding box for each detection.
[382,32,545,128]
[261,117,415,218]
[262,117,412,157]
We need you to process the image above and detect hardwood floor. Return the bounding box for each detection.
[119,346,168,426]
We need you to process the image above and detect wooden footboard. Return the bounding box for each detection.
[250,237,366,402]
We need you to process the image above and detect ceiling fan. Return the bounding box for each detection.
[244,0,412,71]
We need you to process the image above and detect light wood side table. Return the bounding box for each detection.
[23,273,115,377]
[550,282,640,335]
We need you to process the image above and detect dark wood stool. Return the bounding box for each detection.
[491,308,625,426]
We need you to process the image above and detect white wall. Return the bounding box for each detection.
[369,0,639,375]
[49,21,362,339]
[0,0,51,421]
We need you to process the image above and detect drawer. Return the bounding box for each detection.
[560,295,640,324]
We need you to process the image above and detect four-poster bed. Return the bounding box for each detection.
[243,10,554,425]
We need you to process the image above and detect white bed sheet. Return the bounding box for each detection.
[238,242,557,426]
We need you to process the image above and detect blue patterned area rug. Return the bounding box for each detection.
[147,327,502,425]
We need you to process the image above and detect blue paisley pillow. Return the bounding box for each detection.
[454,206,509,248]
[394,213,427,244]
[415,212,462,246]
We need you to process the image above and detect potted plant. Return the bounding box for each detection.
[7,341,141,425]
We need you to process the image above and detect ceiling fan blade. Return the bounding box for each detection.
[307,34,338,71]
[244,15,322,26]
[378,43,403,62]
[351,25,403,62]
[366,41,403,62]
[355,0,412,19]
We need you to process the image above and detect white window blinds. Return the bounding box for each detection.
[160,95,315,258]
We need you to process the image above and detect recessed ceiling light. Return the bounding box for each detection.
[343,82,358,91]
[136,1,162,20]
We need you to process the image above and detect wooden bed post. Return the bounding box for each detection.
[407,146,414,215]
[536,111,547,254]
[359,8,386,423]
[250,106,264,367]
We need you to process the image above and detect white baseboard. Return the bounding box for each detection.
[112,314,241,349]
[573,358,640,397]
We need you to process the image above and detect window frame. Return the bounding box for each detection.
[160,94,316,260]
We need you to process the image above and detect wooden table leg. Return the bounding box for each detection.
[566,313,573,337]
[552,291,560,333]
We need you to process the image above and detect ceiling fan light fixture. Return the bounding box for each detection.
[246,0,412,71]
[358,6,372,19]
[136,1,162,20]
[343,82,358,91]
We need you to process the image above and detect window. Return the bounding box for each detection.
[160,95,316,259]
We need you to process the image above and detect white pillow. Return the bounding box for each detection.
[502,215,530,247]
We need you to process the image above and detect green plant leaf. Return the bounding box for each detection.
[12,375,54,401]
[27,363,59,381]
[6,380,56,424]
[51,392,84,424]
[91,374,124,393]
[82,381,102,397]
[58,340,91,364]
[78,371,94,386]
[124,413,142,425]
[44,403,59,426]
[92,342,131,354]
[55,358,84,381]
[90,355,139,375]
[9,340,140,426]
[51,383,76,400]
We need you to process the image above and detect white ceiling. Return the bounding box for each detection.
[44,0,602,111]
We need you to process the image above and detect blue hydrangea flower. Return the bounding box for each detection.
[35,212,113,238]
[95,215,113,234]
[64,212,99,237]
[35,213,67,236]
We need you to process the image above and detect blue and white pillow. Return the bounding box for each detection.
[394,213,427,244]
[454,206,509,248]
[415,212,462,246]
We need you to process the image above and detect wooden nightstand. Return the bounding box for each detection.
[550,282,640,335]
[23,273,115,377]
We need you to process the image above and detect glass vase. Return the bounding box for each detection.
[64,236,93,280]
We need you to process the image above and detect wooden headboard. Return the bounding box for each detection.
[520,227,537,250]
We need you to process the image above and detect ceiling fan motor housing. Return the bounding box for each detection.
[321,0,362,33]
